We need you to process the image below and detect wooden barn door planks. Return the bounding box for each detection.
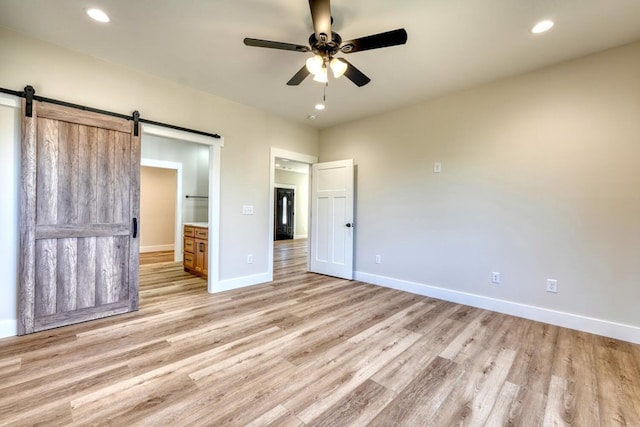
[19,100,140,335]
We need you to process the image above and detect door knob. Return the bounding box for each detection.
[346,223,352,228]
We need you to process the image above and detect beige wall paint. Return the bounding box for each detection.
[0,26,318,277]
[140,166,177,251]
[320,42,640,333]
[0,27,319,334]
[2,24,638,340]
[275,169,310,238]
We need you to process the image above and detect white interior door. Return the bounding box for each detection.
[309,159,354,279]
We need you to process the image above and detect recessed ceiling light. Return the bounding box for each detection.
[531,20,554,34]
[86,8,110,23]
[315,103,325,111]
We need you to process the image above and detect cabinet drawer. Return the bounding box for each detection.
[184,226,195,237]
[183,253,195,269]
[183,237,195,253]
[195,228,208,240]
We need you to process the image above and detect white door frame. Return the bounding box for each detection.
[140,158,183,262]
[0,93,21,337]
[142,123,224,293]
[268,148,317,280]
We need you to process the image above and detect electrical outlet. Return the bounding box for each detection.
[492,272,500,284]
[546,279,558,293]
[375,254,381,264]
[247,254,253,264]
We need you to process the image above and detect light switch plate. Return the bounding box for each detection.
[434,162,442,173]
[242,205,254,215]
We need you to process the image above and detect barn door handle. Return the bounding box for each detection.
[132,218,138,238]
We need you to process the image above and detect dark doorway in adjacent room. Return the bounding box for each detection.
[275,187,295,240]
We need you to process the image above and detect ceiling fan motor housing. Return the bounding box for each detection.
[309,31,343,57]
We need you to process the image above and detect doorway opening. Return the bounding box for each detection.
[139,159,182,265]
[268,148,317,279]
[141,123,223,293]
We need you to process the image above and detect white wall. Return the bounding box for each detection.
[0,27,319,337]
[320,42,640,343]
[142,134,209,223]
[0,96,20,337]
[275,169,309,238]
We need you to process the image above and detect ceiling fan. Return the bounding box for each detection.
[243,0,407,87]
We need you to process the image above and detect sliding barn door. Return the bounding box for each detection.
[19,100,140,335]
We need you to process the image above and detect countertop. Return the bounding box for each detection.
[183,222,208,228]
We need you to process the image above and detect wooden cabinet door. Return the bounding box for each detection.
[195,239,207,274]
[200,240,208,276]
[19,100,140,335]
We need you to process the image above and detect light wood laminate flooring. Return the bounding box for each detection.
[1,239,639,425]
[139,250,174,265]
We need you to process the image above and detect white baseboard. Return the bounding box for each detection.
[140,244,174,253]
[214,272,272,293]
[355,271,640,345]
[294,234,308,240]
[0,319,17,338]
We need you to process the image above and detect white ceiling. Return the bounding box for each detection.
[275,158,310,174]
[1,0,639,129]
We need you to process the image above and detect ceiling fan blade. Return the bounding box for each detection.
[244,38,310,53]
[287,66,311,86]
[340,59,371,87]
[340,28,407,54]
[309,0,332,42]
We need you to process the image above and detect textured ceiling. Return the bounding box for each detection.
[1,0,639,128]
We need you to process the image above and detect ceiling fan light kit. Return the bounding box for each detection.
[329,58,347,78]
[306,55,324,74]
[243,0,407,88]
[312,67,328,83]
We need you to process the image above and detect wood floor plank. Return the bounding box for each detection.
[506,320,559,395]
[368,356,465,426]
[0,239,638,425]
[371,316,467,393]
[139,250,174,265]
[245,405,303,427]
[0,357,21,377]
[276,322,422,420]
[484,380,521,425]
[432,347,517,426]
[309,379,396,427]
[595,344,640,425]
[549,328,601,424]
